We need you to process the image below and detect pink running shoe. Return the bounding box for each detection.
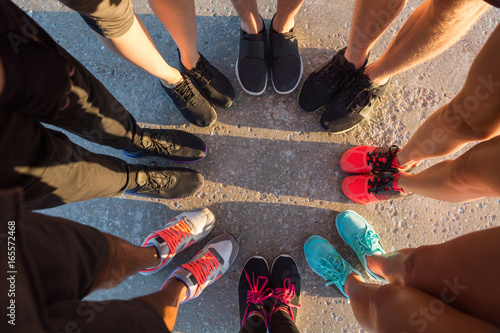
[341,145,408,174]
[139,208,216,275]
[341,172,410,205]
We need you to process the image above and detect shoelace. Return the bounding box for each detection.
[367,174,396,194]
[353,230,381,256]
[142,131,179,155]
[272,277,301,322]
[366,146,399,174]
[192,58,214,85]
[154,220,192,259]
[141,162,176,190]
[346,75,378,110]
[318,59,347,91]
[318,254,348,286]
[182,250,220,293]
[174,79,197,105]
[242,270,274,325]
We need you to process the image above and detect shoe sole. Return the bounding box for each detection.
[235,59,268,96]
[123,145,207,164]
[271,58,304,95]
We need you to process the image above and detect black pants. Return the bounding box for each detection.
[0,1,144,210]
[240,311,300,333]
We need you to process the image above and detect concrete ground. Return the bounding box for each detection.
[15,0,499,332]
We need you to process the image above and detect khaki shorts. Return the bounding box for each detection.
[62,0,135,38]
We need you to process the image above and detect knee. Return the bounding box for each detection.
[401,245,433,287]
[370,284,413,329]
[439,101,499,142]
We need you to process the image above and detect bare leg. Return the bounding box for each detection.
[364,227,500,327]
[148,0,200,70]
[397,23,500,169]
[90,233,187,331]
[136,278,187,332]
[345,0,407,70]
[273,0,305,33]
[344,274,498,332]
[94,14,183,85]
[230,0,264,34]
[398,136,500,201]
[91,234,160,291]
[365,0,489,85]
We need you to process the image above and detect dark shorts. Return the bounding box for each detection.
[61,0,135,38]
[0,188,169,333]
[484,0,500,8]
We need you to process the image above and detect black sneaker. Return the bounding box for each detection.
[180,52,235,108]
[269,255,301,323]
[160,75,216,127]
[123,129,207,163]
[269,16,303,94]
[321,74,390,133]
[298,47,367,112]
[126,163,203,199]
[236,21,268,96]
[238,256,274,329]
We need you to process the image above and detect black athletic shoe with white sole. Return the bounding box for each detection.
[236,21,268,96]
[269,16,303,94]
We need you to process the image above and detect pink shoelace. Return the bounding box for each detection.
[242,270,274,326]
[271,278,301,322]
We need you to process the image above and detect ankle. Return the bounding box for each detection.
[180,52,200,71]
[272,15,295,33]
[364,66,389,85]
[344,46,368,70]
[241,16,264,34]
[344,272,363,296]
[160,76,183,89]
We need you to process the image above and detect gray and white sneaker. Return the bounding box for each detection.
[139,208,216,275]
[163,233,239,302]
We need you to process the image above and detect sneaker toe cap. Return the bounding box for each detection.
[341,176,376,205]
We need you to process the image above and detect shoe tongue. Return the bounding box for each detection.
[136,170,148,186]
[140,131,153,150]
[391,173,405,193]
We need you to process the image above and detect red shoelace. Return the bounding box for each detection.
[181,250,220,296]
[149,220,192,258]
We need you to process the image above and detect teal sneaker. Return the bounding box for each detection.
[304,235,363,298]
[336,210,386,282]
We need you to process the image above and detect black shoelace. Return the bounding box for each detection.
[193,58,214,84]
[319,59,346,91]
[141,162,176,190]
[174,79,197,105]
[367,146,399,174]
[367,174,395,194]
[142,131,179,155]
